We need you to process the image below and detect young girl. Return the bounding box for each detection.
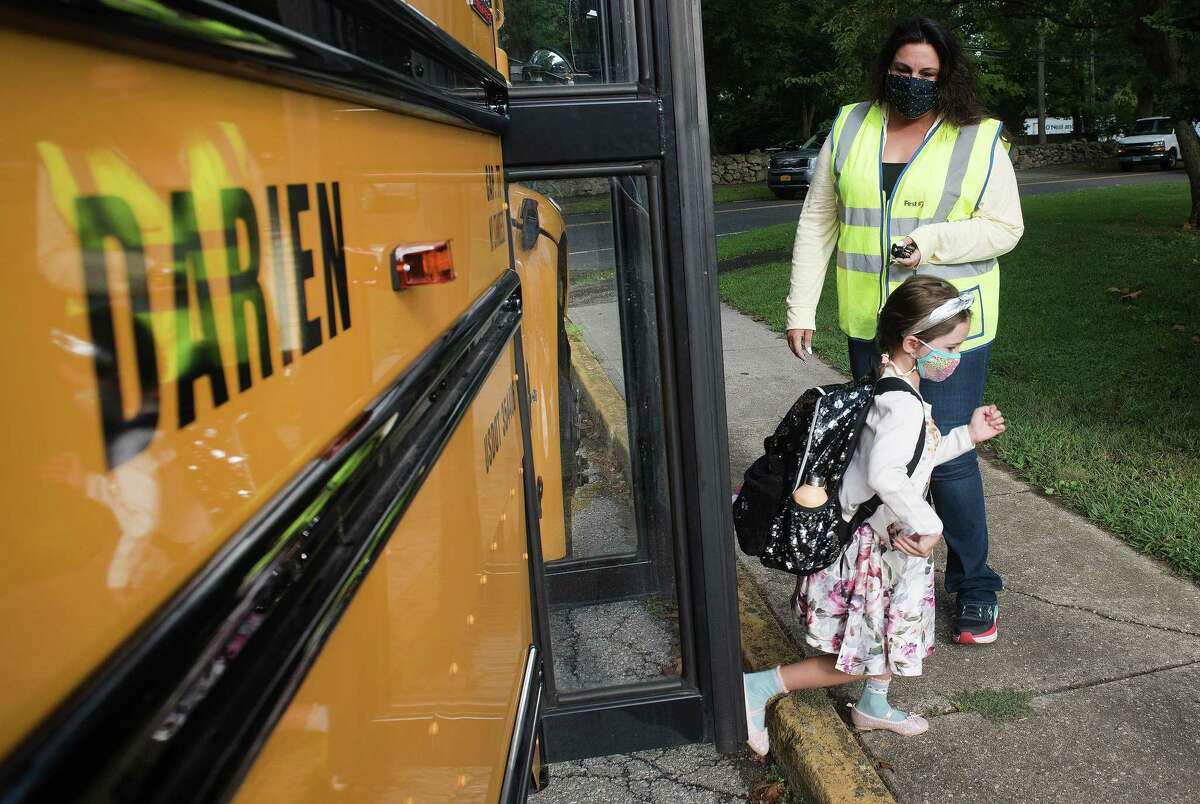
[744,276,1007,754]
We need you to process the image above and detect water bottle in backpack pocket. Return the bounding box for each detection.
[732,375,925,575]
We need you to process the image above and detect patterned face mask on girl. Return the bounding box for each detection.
[885,73,938,119]
[914,339,960,382]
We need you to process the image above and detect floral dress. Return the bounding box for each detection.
[796,410,942,677]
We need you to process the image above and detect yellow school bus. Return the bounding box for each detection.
[2,0,752,795]
[0,0,570,799]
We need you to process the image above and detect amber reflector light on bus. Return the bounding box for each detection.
[469,0,494,25]
[391,241,456,290]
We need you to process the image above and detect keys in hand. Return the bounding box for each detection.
[889,237,921,268]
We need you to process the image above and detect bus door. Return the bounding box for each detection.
[499,0,745,761]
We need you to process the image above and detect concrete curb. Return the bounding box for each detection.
[568,323,894,804]
[737,563,895,804]
[567,329,630,474]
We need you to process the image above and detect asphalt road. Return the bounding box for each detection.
[562,164,1190,277]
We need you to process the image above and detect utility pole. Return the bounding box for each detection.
[1037,26,1047,145]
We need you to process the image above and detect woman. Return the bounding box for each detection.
[785,16,1023,644]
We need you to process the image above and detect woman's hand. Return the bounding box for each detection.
[892,236,922,269]
[969,404,1006,444]
[892,531,942,558]
[786,328,814,360]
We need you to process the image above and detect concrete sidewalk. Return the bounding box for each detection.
[570,298,1200,803]
[529,743,768,803]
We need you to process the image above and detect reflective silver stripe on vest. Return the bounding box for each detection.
[923,259,996,279]
[840,206,883,227]
[839,253,993,278]
[931,123,982,222]
[833,102,872,178]
[890,216,923,237]
[837,250,883,273]
[841,210,924,234]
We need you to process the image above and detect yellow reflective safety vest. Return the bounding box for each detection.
[830,101,1008,349]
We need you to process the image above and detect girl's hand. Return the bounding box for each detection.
[893,532,942,558]
[786,328,814,361]
[892,237,922,269]
[969,404,1006,444]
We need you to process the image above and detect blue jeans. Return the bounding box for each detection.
[849,339,1002,606]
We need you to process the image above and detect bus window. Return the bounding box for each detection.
[499,0,636,86]
[520,174,683,693]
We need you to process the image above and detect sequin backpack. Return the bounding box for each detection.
[732,376,924,575]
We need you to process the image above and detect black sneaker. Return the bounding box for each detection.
[954,602,999,644]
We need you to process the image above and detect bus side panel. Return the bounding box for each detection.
[508,186,568,561]
[0,30,509,755]
[235,341,532,802]
[406,0,500,69]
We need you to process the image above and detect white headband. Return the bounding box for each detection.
[903,292,974,337]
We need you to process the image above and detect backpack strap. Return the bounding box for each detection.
[845,377,927,532]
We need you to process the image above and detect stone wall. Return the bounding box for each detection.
[708,141,1121,182]
[1010,140,1117,169]
[520,141,1119,204]
[525,154,773,194]
[711,152,770,184]
[522,177,610,201]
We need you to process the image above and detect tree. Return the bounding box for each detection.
[812,0,1200,229]
[701,0,837,152]
[499,0,570,66]
[1135,0,1200,229]
[996,0,1200,229]
[810,0,1038,135]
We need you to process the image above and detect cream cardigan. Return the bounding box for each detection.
[838,370,976,536]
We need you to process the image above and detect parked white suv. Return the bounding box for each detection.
[1117,117,1198,171]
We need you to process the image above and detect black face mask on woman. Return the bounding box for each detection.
[885,73,938,119]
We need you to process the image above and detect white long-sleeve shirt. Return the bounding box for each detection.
[785,117,1025,332]
[838,373,976,536]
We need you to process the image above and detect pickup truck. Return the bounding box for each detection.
[1116,117,1199,171]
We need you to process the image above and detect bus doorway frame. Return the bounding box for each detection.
[504,0,745,762]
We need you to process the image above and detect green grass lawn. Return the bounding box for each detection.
[574,269,615,286]
[718,183,1200,581]
[716,221,795,264]
[559,196,610,216]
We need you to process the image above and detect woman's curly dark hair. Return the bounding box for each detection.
[868,16,986,128]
